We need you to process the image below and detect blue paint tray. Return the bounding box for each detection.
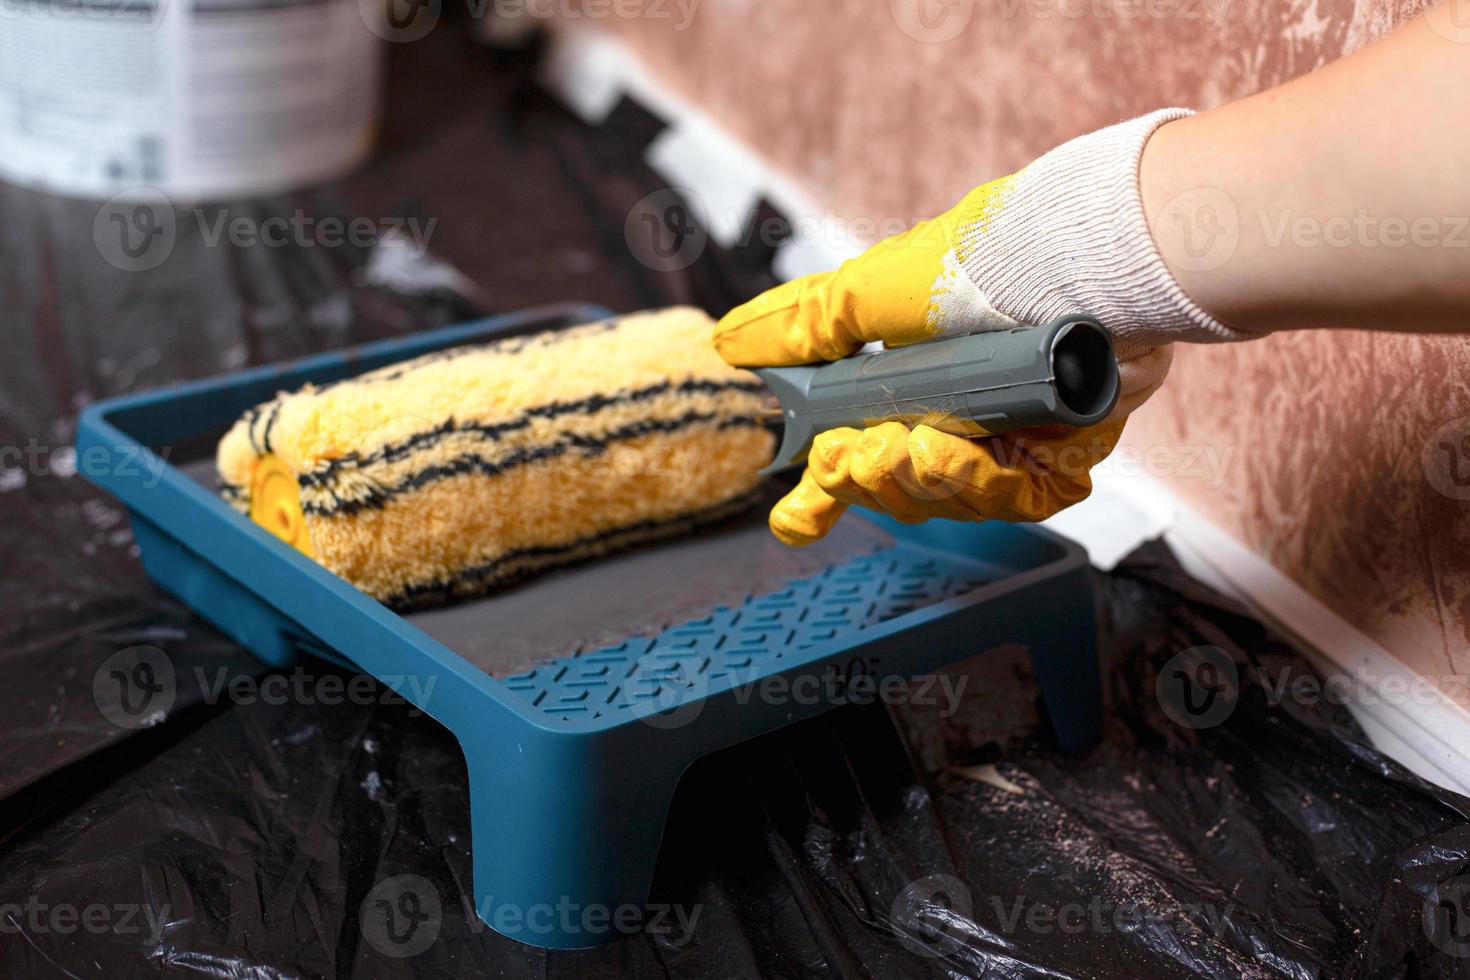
[76,303,1103,950]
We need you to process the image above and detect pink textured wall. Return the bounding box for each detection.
[577,0,1470,692]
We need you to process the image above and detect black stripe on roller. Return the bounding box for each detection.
[312,319,623,396]
[299,377,765,490]
[301,409,763,517]
[260,401,282,454]
[243,405,265,455]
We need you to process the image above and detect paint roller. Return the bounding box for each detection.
[217,309,1117,609]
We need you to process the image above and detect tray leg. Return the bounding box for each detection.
[460,730,690,950]
[1023,570,1103,752]
[129,514,306,669]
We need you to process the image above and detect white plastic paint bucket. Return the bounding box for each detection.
[0,0,385,201]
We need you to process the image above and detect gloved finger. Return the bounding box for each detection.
[907,420,1126,523]
[713,228,944,367]
[806,423,985,524]
[768,468,848,547]
[844,422,973,523]
[713,272,854,366]
[804,427,888,514]
[1110,343,1174,420]
[712,186,1012,368]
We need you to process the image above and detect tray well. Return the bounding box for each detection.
[77,305,1104,949]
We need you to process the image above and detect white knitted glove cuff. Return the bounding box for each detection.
[958,108,1248,348]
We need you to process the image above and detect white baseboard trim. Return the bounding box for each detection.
[538,27,863,276]
[1060,468,1470,797]
[536,26,1470,797]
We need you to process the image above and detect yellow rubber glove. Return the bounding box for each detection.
[714,112,1222,546]
[714,177,1021,367]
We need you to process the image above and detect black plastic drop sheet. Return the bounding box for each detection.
[5,538,1470,978]
[3,21,1469,980]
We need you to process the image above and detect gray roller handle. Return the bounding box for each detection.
[756,314,1120,476]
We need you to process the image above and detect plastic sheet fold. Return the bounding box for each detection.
[3,22,1468,978]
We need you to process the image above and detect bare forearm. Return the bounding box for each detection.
[1140,6,1470,335]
